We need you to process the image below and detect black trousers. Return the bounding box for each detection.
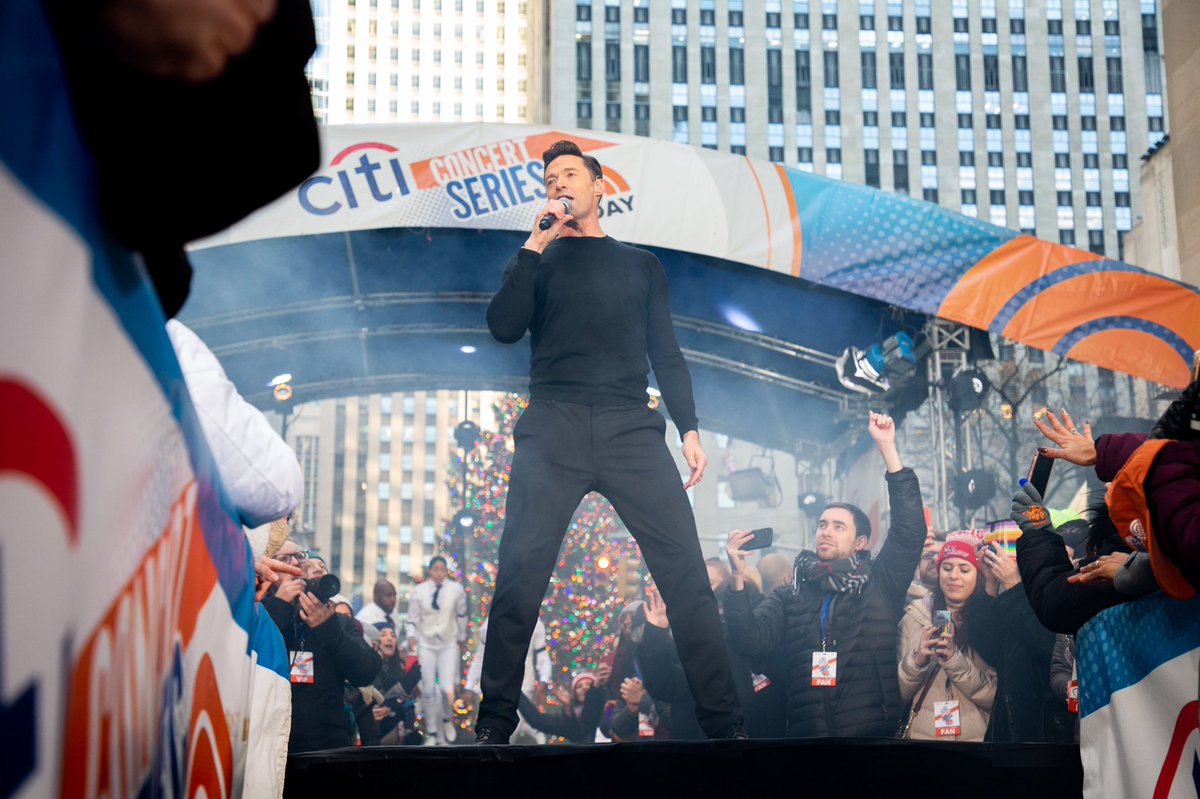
[477,399,742,737]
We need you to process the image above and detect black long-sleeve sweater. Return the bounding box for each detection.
[486,236,698,436]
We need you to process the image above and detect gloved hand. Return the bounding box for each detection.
[1011,482,1054,534]
[1149,377,1200,441]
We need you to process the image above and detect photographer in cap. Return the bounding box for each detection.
[265,540,381,752]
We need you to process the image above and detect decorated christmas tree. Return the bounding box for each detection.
[441,393,646,723]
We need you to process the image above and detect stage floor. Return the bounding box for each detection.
[286,738,1083,798]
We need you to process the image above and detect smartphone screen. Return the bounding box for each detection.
[1027,451,1054,496]
[933,610,953,638]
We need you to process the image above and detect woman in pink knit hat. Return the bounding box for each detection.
[897,533,997,741]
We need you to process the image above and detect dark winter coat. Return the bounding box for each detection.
[722,468,926,738]
[265,596,382,752]
[965,586,1058,742]
[353,652,421,746]
[517,684,606,743]
[1099,432,1200,590]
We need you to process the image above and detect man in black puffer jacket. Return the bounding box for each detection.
[722,412,926,738]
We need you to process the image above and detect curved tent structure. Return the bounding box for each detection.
[184,123,1199,450]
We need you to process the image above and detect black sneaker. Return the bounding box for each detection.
[474,727,510,745]
[710,723,749,740]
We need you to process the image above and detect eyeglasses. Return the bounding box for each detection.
[278,549,310,564]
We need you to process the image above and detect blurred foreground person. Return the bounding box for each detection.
[44,0,320,317]
[897,534,995,741]
[723,413,926,738]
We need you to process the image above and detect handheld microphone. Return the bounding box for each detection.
[538,197,573,230]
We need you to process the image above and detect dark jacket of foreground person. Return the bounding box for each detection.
[722,469,926,738]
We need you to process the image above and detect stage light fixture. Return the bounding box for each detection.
[835,347,890,395]
[953,469,997,509]
[947,367,990,412]
[453,509,476,530]
[454,420,481,450]
[728,468,775,503]
[798,491,827,518]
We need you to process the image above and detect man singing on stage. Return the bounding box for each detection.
[474,140,745,743]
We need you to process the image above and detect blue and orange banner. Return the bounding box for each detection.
[198,123,1198,389]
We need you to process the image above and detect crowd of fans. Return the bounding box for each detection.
[242,377,1197,754]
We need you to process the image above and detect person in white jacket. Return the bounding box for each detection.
[465,617,552,742]
[166,319,303,530]
[406,556,468,745]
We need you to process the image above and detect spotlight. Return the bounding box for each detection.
[453,509,476,530]
[273,383,293,402]
[595,554,612,570]
[953,469,997,509]
[268,373,293,387]
[836,347,890,395]
[728,468,776,504]
[460,345,477,354]
[947,367,990,413]
[798,491,827,518]
[454,420,481,450]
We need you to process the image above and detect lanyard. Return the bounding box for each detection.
[820,594,834,651]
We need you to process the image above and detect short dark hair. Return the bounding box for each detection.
[822,502,872,541]
[429,556,448,568]
[542,139,603,180]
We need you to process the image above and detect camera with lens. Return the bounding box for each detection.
[304,573,341,603]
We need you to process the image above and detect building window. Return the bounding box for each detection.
[961,189,977,204]
[954,17,968,33]
[955,54,971,91]
[672,46,687,83]
[918,53,933,90]
[1106,57,1123,93]
[983,54,999,91]
[1011,18,1025,34]
[990,190,1006,205]
[1060,229,1075,246]
[988,151,1004,166]
[1078,57,1095,93]
[921,150,937,165]
[794,11,808,30]
[861,51,877,90]
[923,188,939,203]
[826,147,842,163]
[959,151,975,166]
[577,42,591,81]
[769,146,784,162]
[635,45,649,82]
[1088,230,1105,255]
[605,43,620,81]
[1050,56,1066,93]
[730,47,745,85]
[1084,153,1100,168]
[864,149,880,187]
[862,110,877,126]
[893,150,909,193]
[889,52,904,89]
[824,50,839,88]
[827,109,842,125]
[701,46,716,84]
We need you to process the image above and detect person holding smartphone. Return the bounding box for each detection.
[722,412,927,739]
[897,534,996,741]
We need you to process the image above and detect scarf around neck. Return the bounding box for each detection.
[793,550,871,595]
